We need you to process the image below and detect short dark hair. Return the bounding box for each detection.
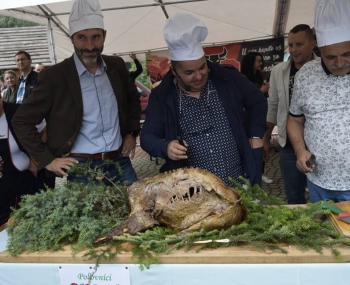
[15,50,31,60]
[170,60,181,69]
[289,24,314,41]
[170,56,207,70]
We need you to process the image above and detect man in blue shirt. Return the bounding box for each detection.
[14,50,38,104]
[12,0,141,186]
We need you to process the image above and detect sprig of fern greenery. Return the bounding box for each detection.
[7,161,129,256]
[6,168,350,269]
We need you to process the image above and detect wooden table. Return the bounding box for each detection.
[1,242,350,264]
[1,221,350,285]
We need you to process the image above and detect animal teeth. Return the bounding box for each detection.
[94,167,246,243]
[194,239,213,244]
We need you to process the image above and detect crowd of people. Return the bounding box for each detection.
[0,53,47,225]
[1,0,350,227]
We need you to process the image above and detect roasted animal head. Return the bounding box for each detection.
[95,167,246,243]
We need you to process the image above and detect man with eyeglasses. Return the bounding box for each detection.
[141,13,267,187]
[14,50,38,104]
[287,0,350,202]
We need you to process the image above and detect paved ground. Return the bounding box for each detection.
[56,138,305,203]
[131,144,291,201]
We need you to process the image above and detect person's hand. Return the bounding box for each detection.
[295,150,315,173]
[167,140,188,160]
[129,54,136,60]
[46,157,79,177]
[28,160,38,177]
[260,83,270,94]
[263,140,270,162]
[122,134,137,159]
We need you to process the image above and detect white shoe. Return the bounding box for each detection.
[262,175,273,184]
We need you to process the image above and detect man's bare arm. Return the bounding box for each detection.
[287,115,305,154]
[286,115,314,173]
[262,122,275,162]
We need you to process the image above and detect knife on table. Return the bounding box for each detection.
[322,202,350,224]
[321,202,347,214]
[338,212,350,224]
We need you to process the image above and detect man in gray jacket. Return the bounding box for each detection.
[263,24,317,204]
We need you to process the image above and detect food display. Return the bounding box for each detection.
[95,167,246,243]
[3,165,350,267]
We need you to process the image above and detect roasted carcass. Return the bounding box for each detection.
[95,167,246,243]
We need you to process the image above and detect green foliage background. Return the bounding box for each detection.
[0,15,39,28]
[0,15,150,86]
[126,61,149,88]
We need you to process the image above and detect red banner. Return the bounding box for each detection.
[146,38,284,89]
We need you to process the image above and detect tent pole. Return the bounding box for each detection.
[36,5,70,38]
[155,0,169,19]
[36,0,208,16]
[47,18,57,64]
[273,0,291,37]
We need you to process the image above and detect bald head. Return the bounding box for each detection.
[34,63,46,73]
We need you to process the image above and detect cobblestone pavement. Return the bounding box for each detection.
[56,143,307,203]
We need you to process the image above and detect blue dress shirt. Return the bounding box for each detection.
[70,53,122,154]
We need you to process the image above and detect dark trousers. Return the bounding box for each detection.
[36,169,55,190]
[279,143,306,204]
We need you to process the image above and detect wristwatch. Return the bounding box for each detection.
[129,131,139,138]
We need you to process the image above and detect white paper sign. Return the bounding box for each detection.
[58,264,131,285]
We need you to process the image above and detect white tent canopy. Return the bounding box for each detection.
[0,0,315,63]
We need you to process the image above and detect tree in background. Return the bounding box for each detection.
[126,60,149,88]
[1,16,152,87]
[0,15,39,28]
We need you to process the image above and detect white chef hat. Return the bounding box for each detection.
[163,13,208,61]
[69,0,104,37]
[314,0,350,47]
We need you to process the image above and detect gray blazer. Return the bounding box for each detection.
[266,54,318,147]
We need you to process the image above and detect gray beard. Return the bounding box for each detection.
[74,46,103,66]
[81,56,98,66]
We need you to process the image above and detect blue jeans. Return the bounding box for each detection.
[67,155,137,186]
[307,179,350,203]
[279,143,306,204]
